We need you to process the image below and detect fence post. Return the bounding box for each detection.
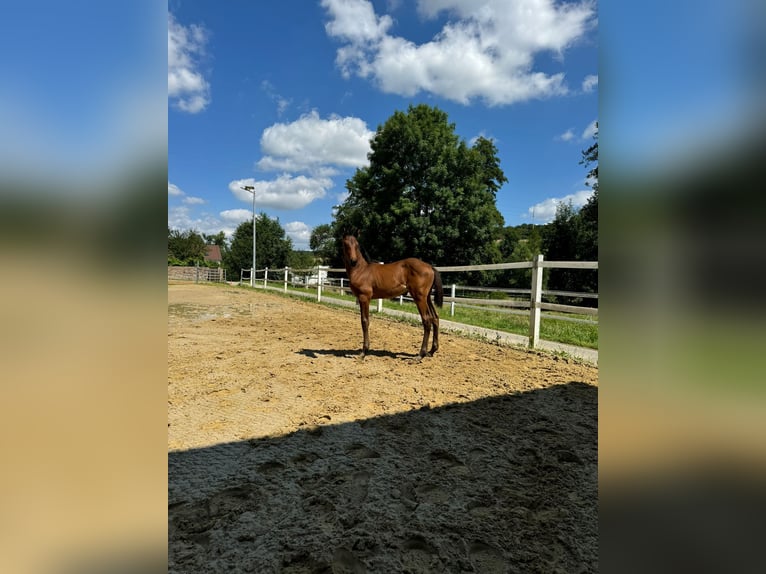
[340,278,344,295]
[377,261,383,312]
[450,284,456,316]
[284,267,288,292]
[264,267,268,287]
[529,254,544,348]
[250,267,254,288]
[317,271,322,303]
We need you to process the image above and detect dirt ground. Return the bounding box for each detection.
[168,282,598,573]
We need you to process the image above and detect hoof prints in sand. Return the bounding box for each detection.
[170,385,597,573]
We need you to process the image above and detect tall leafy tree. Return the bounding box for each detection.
[203,231,227,247]
[543,124,599,297]
[288,250,316,269]
[333,104,506,270]
[578,122,598,264]
[580,121,598,193]
[223,214,292,279]
[168,228,206,265]
[309,223,337,265]
[498,224,544,288]
[542,201,582,288]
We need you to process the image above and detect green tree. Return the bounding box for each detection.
[578,122,598,265]
[203,231,227,247]
[309,223,337,265]
[540,123,598,298]
[168,227,206,265]
[542,201,580,297]
[333,104,506,275]
[223,214,293,280]
[542,200,596,298]
[497,224,545,288]
[580,122,598,193]
[288,250,316,269]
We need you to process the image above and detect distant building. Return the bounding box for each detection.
[306,266,328,286]
[204,244,223,266]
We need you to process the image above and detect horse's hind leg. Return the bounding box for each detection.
[414,296,432,358]
[427,296,439,355]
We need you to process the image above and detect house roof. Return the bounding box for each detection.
[204,244,222,262]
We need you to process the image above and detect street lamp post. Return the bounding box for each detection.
[241,185,256,287]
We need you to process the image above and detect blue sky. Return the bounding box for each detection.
[168,0,598,250]
[0,1,759,253]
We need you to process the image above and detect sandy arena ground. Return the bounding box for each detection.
[168,282,598,573]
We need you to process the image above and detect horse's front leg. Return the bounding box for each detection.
[358,296,371,358]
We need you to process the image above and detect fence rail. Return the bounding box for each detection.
[168,265,226,283]
[237,254,597,357]
[434,261,533,272]
[542,261,598,269]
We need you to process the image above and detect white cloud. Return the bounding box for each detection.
[261,80,291,116]
[169,206,259,240]
[582,119,597,140]
[582,74,598,93]
[526,189,593,223]
[322,0,595,106]
[257,110,374,172]
[335,190,350,204]
[322,0,393,45]
[284,221,312,250]
[168,205,191,228]
[168,205,192,230]
[229,175,333,210]
[169,183,205,206]
[220,209,253,223]
[230,111,372,211]
[582,119,598,140]
[169,206,239,238]
[168,182,184,196]
[168,12,210,113]
[555,119,597,143]
[469,131,496,146]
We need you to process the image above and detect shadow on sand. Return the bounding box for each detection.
[298,348,421,360]
[169,381,597,573]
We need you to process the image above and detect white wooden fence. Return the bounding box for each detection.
[240,256,597,357]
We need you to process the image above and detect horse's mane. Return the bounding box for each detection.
[360,244,377,264]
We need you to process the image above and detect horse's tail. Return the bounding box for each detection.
[432,267,444,307]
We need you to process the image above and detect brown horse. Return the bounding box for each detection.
[341,235,443,358]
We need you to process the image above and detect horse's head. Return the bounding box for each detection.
[342,235,360,267]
